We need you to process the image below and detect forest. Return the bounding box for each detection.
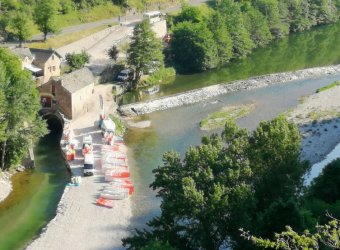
[168,0,339,72]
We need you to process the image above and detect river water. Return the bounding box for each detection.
[0,119,69,250]
[126,73,340,228]
[0,23,339,249]
[119,22,340,104]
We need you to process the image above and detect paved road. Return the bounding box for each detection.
[32,0,207,41]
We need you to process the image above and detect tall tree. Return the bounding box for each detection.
[33,0,59,41]
[218,0,254,57]
[0,48,47,170]
[7,10,34,47]
[127,20,164,85]
[242,3,272,47]
[208,11,234,65]
[171,21,219,72]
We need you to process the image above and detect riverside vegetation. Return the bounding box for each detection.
[123,116,340,249]
[0,48,47,171]
[167,0,339,73]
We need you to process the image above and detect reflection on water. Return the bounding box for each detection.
[305,142,340,185]
[127,73,340,228]
[119,22,340,105]
[0,127,69,250]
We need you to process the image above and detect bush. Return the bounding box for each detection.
[140,67,175,88]
[109,114,125,136]
[65,50,90,70]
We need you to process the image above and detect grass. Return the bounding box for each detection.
[141,67,176,87]
[307,109,340,121]
[199,103,256,131]
[28,24,116,49]
[109,114,126,136]
[316,81,340,93]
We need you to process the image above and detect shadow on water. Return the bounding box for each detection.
[0,115,69,250]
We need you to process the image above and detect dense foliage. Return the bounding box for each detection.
[170,0,339,72]
[127,19,164,85]
[0,48,47,170]
[65,50,91,70]
[122,116,314,249]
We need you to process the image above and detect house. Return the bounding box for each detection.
[30,48,62,85]
[12,47,62,85]
[38,67,95,120]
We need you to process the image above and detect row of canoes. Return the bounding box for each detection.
[96,136,134,207]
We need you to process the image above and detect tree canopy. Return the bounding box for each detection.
[0,48,47,170]
[65,50,91,70]
[123,116,313,249]
[127,19,164,85]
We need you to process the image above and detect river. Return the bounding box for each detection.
[0,23,339,249]
[126,73,340,229]
[119,22,340,105]
[0,118,69,250]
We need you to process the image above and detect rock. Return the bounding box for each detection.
[127,120,151,128]
[16,165,26,172]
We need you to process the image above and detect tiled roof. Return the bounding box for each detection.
[30,48,62,68]
[11,47,34,60]
[57,67,95,93]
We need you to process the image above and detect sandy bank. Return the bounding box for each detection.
[0,172,12,203]
[119,65,340,116]
[27,85,132,250]
[289,85,340,164]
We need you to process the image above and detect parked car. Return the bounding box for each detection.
[117,69,133,81]
[84,153,94,176]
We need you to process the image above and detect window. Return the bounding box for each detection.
[52,66,56,71]
[52,84,56,96]
[52,55,55,60]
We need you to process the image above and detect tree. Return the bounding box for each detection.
[174,4,204,24]
[207,11,233,65]
[7,11,34,47]
[0,48,47,170]
[242,4,272,47]
[107,44,119,62]
[218,0,254,57]
[171,21,219,72]
[65,50,90,70]
[127,20,164,85]
[33,0,59,41]
[241,217,340,249]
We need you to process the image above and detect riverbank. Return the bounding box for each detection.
[0,172,12,203]
[119,64,340,116]
[27,84,132,250]
[289,84,340,164]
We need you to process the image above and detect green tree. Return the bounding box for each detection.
[0,48,47,170]
[127,20,164,85]
[241,218,340,249]
[218,0,254,57]
[33,0,60,41]
[243,4,272,47]
[65,50,91,70]
[171,21,219,72]
[7,11,34,47]
[207,11,233,65]
[253,0,290,38]
[107,44,119,62]
[174,4,204,24]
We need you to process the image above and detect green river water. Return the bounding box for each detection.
[0,22,339,249]
[119,22,340,104]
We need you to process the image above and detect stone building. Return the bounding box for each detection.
[30,48,62,85]
[38,67,95,120]
[12,47,62,85]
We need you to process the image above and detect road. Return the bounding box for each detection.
[32,0,207,41]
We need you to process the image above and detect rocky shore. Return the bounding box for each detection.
[0,172,12,203]
[119,65,340,116]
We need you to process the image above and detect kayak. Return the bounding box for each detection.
[96,197,113,208]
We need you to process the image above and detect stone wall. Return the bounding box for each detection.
[71,83,95,119]
[118,65,340,116]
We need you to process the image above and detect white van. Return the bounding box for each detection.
[84,153,94,176]
[143,11,165,24]
[101,118,116,135]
